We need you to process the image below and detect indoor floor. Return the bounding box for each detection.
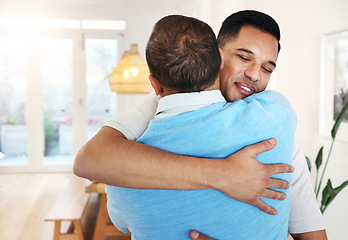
[0,173,130,240]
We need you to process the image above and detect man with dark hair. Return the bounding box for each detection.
[145,15,221,93]
[74,10,327,239]
[217,10,281,52]
[105,14,296,240]
[217,10,281,102]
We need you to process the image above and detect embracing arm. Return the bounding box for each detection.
[189,230,328,240]
[291,230,327,240]
[74,126,211,190]
[74,126,293,215]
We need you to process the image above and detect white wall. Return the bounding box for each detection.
[209,0,348,239]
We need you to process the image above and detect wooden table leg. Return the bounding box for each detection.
[74,220,84,240]
[53,220,61,240]
[93,194,131,240]
[93,194,109,240]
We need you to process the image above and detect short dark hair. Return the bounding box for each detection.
[145,15,221,93]
[217,10,281,52]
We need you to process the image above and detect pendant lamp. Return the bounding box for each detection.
[108,43,151,93]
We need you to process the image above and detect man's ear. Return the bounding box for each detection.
[219,48,224,70]
[148,74,163,96]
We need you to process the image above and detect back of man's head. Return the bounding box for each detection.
[146,15,221,93]
[217,10,281,52]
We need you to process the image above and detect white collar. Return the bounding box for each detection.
[155,90,226,119]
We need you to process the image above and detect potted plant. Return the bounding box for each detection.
[0,117,27,154]
[306,101,348,213]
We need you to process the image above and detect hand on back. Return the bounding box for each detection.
[211,138,294,215]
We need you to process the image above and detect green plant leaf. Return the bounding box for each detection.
[315,146,323,170]
[321,185,330,207]
[334,180,348,196]
[305,156,312,172]
[321,179,335,212]
[331,101,348,139]
[320,179,348,213]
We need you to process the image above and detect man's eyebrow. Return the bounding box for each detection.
[236,48,277,68]
[237,48,253,55]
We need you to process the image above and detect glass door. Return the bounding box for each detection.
[85,37,118,138]
[0,30,123,172]
[0,38,28,166]
[40,37,74,165]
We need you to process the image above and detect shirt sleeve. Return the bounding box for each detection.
[288,142,326,233]
[104,93,160,141]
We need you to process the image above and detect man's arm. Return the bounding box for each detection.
[189,230,328,240]
[291,230,327,240]
[74,126,293,215]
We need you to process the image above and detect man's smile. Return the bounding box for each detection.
[235,82,256,96]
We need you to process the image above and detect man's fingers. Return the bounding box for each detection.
[268,163,294,175]
[246,138,278,156]
[268,177,291,189]
[190,231,215,240]
[253,198,278,215]
[260,188,287,200]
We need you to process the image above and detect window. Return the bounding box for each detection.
[0,18,124,172]
[0,38,28,166]
[86,38,118,139]
[41,38,74,164]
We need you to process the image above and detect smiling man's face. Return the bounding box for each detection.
[219,25,279,102]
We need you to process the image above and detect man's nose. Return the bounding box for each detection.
[244,64,260,82]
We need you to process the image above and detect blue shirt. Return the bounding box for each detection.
[106,90,297,240]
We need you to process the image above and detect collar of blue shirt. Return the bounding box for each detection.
[155,90,226,119]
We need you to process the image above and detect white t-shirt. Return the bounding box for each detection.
[104,92,326,234]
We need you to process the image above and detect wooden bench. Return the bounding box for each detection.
[45,176,90,240]
[86,182,131,240]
